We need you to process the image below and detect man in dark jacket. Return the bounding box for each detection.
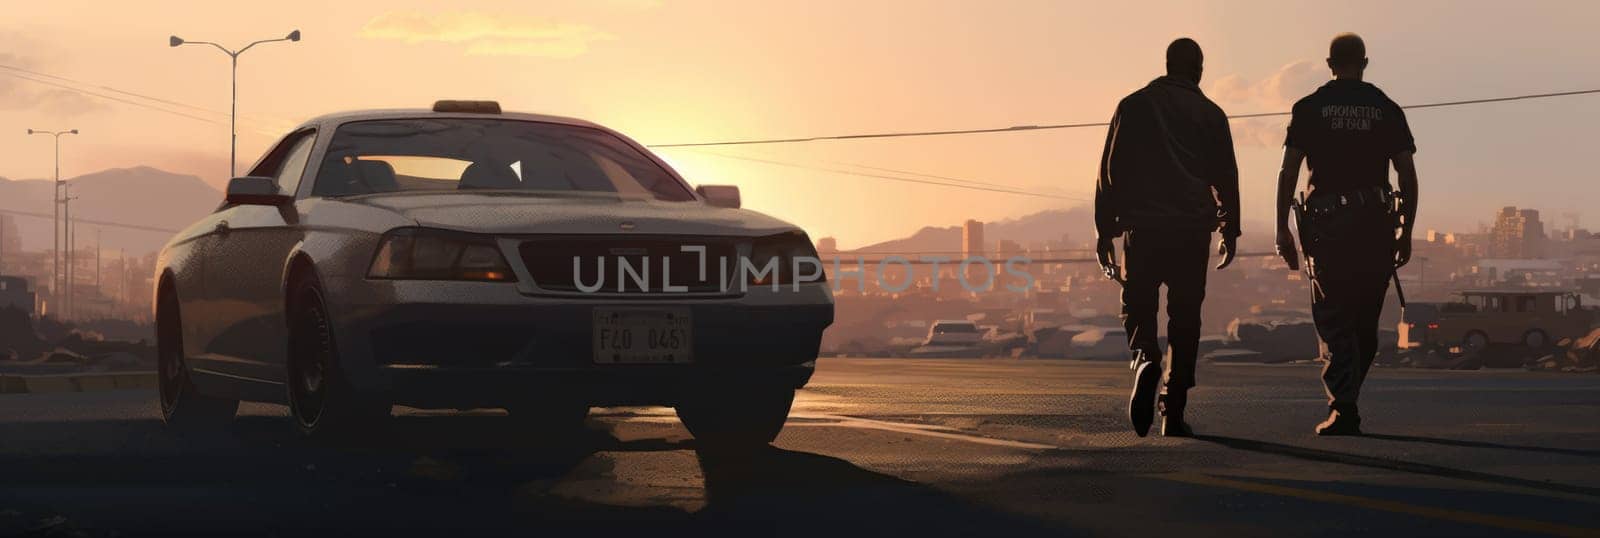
[1096,38,1240,438]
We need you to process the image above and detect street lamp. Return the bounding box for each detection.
[169,29,300,178]
[26,128,78,308]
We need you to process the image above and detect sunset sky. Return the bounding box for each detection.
[3,0,1598,249]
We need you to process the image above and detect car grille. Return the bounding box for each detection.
[518,237,739,294]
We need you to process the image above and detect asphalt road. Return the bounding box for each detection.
[2,359,1597,537]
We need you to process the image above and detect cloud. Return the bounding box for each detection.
[0,44,110,118]
[1208,60,1328,148]
[601,0,664,9]
[360,11,615,59]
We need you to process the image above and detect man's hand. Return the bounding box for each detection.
[1096,236,1121,282]
[1394,230,1413,269]
[1215,235,1237,270]
[1276,228,1300,271]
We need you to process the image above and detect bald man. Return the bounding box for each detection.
[1275,33,1419,436]
[1096,38,1241,438]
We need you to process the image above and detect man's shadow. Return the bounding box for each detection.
[1360,433,1600,459]
[1193,434,1600,498]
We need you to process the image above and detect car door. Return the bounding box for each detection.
[200,129,318,382]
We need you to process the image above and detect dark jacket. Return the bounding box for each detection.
[1095,76,1240,240]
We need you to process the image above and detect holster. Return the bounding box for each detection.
[1294,187,1399,258]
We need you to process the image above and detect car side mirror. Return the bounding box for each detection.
[696,185,740,209]
[225,176,291,206]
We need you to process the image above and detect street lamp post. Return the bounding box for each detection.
[26,128,78,311]
[169,30,300,178]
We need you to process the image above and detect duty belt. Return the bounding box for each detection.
[1299,186,1396,219]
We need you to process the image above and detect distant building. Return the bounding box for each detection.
[961,219,988,290]
[816,236,838,254]
[962,219,985,258]
[1490,207,1546,259]
[0,214,19,268]
[0,275,35,316]
[996,239,1023,256]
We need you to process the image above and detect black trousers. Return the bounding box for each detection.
[1304,210,1394,415]
[1120,228,1212,392]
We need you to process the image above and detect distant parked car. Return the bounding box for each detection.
[1401,289,1591,353]
[923,320,983,347]
[154,101,833,449]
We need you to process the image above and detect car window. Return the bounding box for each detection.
[246,129,318,196]
[273,133,317,196]
[310,118,693,201]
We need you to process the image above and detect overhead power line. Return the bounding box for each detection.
[0,63,229,116]
[648,88,1600,148]
[691,150,1089,201]
[0,208,182,235]
[828,251,1278,265]
[0,64,292,134]
[0,70,227,126]
[832,160,1033,190]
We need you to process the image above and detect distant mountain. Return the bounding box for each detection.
[0,166,221,254]
[849,206,1275,255]
[851,207,1095,254]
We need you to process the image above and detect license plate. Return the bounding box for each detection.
[593,309,693,364]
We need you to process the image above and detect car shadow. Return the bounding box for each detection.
[694,447,1060,535]
[1193,434,1600,497]
[0,412,1062,537]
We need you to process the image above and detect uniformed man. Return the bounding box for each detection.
[1096,38,1241,438]
[1275,33,1419,436]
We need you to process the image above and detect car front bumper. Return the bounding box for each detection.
[322,278,833,408]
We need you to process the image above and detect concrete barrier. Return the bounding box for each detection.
[0,371,156,394]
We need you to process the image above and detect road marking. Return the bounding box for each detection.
[786,412,1057,450]
[1156,472,1598,537]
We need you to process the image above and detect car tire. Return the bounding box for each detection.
[286,276,390,440]
[157,286,239,432]
[1522,329,1550,351]
[676,385,794,452]
[1462,330,1490,353]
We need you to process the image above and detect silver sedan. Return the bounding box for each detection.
[155,101,833,448]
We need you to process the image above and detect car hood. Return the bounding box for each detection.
[344,193,799,237]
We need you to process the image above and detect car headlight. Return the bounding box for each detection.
[368,228,515,282]
[746,231,826,286]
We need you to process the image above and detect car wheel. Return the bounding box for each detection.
[676,385,794,452]
[1462,331,1490,353]
[286,277,389,440]
[1522,329,1550,351]
[157,287,239,432]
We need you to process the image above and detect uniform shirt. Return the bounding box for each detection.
[1095,76,1241,239]
[1285,79,1416,195]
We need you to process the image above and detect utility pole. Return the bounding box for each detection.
[63,185,77,320]
[119,248,126,317]
[95,228,102,311]
[26,129,77,312]
[1419,257,1429,298]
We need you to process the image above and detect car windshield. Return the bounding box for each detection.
[312,118,694,201]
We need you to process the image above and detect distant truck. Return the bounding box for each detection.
[0,275,35,316]
[1400,289,1592,352]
